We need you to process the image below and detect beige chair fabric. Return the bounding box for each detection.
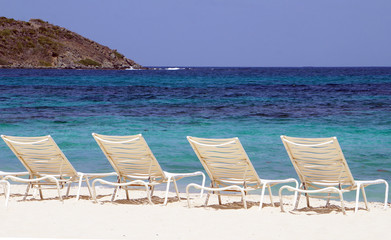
[279,135,389,214]
[186,136,298,209]
[1,135,116,201]
[92,133,205,205]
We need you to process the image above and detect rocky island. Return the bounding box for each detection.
[0,17,143,69]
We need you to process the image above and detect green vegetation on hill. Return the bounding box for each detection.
[77,58,101,67]
[0,58,9,65]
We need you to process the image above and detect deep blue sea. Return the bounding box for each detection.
[0,67,390,201]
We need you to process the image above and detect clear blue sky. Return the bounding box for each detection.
[1,0,391,67]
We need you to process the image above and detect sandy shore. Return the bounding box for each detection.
[0,184,389,240]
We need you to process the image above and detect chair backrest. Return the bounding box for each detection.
[1,135,78,178]
[187,136,261,188]
[281,135,355,188]
[92,133,165,181]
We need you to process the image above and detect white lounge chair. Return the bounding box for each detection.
[1,135,116,201]
[186,136,298,209]
[92,133,205,205]
[279,135,389,214]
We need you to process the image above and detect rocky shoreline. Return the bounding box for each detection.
[0,17,144,70]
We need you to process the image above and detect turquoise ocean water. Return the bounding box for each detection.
[0,67,390,201]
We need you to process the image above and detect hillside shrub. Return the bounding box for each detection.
[113,50,124,58]
[0,58,9,65]
[77,58,101,67]
[39,60,52,67]
[0,29,11,37]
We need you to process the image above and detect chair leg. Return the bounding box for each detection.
[186,184,191,208]
[292,180,299,209]
[294,191,301,210]
[111,186,119,202]
[325,193,331,207]
[200,172,206,197]
[92,180,98,203]
[240,189,247,209]
[66,183,72,197]
[110,177,121,201]
[125,188,130,200]
[1,181,10,207]
[204,182,214,206]
[337,190,346,215]
[122,177,129,200]
[186,183,202,208]
[258,183,267,210]
[85,177,92,197]
[148,186,153,202]
[23,183,31,201]
[304,190,311,207]
[217,184,222,205]
[76,175,84,201]
[360,185,368,210]
[384,181,389,209]
[150,185,155,196]
[302,184,310,207]
[144,184,153,205]
[267,185,275,207]
[50,178,63,202]
[204,192,211,206]
[38,185,43,200]
[354,183,361,213]
[172,178,180,201]
[278,186,288,212]
[163,178,172,205]
[163,176,181,205]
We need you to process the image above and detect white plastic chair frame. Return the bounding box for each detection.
[1,135,116,201]
[186,136,298,210]
[92,178,153,204]
[0,171,29,179]
[92,133,206,205]
[0,171,29,207]
[0,180,10,207]
[279,185,349,215]
[280,135,389,214]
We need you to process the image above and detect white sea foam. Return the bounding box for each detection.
[165,67,183,70]
[125,67,144,70]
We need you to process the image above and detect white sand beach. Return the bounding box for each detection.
[0,185,389,240]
